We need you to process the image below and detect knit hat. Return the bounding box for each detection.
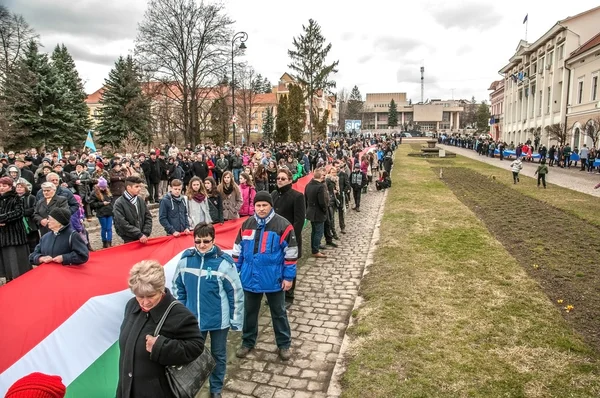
[254,191,273,207]
[96,161,104,169]
[97,176,108,189]
[49,207,71,226]
[5,372,66,398]
[42,158,52,164]
[0,176,14,186]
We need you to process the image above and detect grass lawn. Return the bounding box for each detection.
[340,146,600,397]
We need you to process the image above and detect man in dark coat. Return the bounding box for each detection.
[335,161,350,234]
[272,167,306,307]
[29,207,89,266]
[304,168,328,258]
[114,176,153,244]
[192,153,209,181]
[143,153,161,203]
[14,157,34,187]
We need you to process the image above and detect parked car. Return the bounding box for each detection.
[401,132,413,138]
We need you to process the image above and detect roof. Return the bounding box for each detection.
[560,5,600,23]
[255,93,277,105]
[85,88,104,104]
[487,80,502,91]
[568,31,600,59]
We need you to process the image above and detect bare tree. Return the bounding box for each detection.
[135,0,233,146]
[235,64,259,144]
[585,118,600,149]
[545,123,569,145]
[0,5,38,85]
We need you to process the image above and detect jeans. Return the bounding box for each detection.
[201,328,229,393]
[310,221,325,254]
[159,180,168,198]
[512,171,519,183]
[233,168,242,184]
[147,182,159,202]
[352,187,362,209]
[337,204,346,232]
[242,290,290,349]
[98,216,113,242]
[581,158,587,170]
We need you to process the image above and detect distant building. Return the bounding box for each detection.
[488,80,505,141]
[361,93,463,133]
[499,5,600,146]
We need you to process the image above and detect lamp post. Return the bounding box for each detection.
[231,31,248,146]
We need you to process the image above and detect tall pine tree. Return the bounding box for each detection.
[346,85,363,120]
[51,44,91,148]
[388,99,398,128]
[287,84,305,143]
[274,95,289,143]
[209,98,229,146]
[97,56,151,149]
[262,106,274,143]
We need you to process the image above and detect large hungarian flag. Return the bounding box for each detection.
[0,175,313,396]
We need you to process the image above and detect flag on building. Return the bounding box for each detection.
[85,131,97,153]
[523,14,528,24]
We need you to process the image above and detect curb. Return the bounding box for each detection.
[326,186,389,397]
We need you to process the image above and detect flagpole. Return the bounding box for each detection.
[525,14,528,42]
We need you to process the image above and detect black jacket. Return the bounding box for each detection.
[0,189,27,247]
[29,224,89,265]
[144,159,161,184]
[338,170,350,194]
[304,179,328,223]
[89,190,114,218]
[207,194,224,224]
[272,184,306,258]
[33,194,70,236]
[113,196,153,243]
[116,290,205,398]
[191,161,209,181]
[21,192,38,233]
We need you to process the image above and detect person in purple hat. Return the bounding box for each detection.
[89,177,114,248]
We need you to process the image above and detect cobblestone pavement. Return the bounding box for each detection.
[439,144,600,197]
[219,188,387,398]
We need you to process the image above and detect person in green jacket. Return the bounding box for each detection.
[534,159,549,188]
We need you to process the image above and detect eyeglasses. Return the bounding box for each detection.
[194,239,214,245]
[277,177,288,181]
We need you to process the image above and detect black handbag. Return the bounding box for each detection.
[154,301,216,398]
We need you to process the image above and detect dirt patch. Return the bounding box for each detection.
[441,167,600,352]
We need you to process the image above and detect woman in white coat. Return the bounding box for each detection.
[185,177,212,227]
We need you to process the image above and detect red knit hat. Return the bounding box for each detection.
[96,161,104,169]
[5,372,66,398]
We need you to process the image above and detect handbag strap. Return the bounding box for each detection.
[154,300,179,337]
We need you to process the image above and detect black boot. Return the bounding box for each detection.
[108,241,112,247]
[102,241,108,249]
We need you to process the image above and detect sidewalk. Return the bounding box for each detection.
[220,188,387,398]
[439,144,600,197]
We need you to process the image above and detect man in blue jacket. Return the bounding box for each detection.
[232,191,297,361]
[172,222,244,398]
[158,179,190,236]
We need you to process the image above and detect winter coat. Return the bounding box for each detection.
[89,190,114,218]
[338,170,351,194]
[21,192,38,233]
[383,156,393,173]
[350,170,367,190]
[207,195,224,224]
[221,189,242,220]
[254,177,268,192]
[109,169,127,197]
[144,159,161,184]
[36,186,79,215]
[266,169,277,193]
[192,161,209,181]
[159,193,189,235]
[113,195,153,243]
[69,170,91,200]
[33,194,70,236]
[216,158,229,175]
[0,188,27,247]
[172,246,244,331]
[304,179,328,223]
[186,196,212,228]
[230,155,243,169]
[510,160,523,173]
[29,224,89,265]
[232,211,298,293]
[239,183,256,217]
[116,289,205,398]
[272,183,305,258]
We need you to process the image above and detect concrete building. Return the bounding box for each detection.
[488,80,505,140]
[362,93,463,133]
[565,32,600,148]
[499,5,600,147]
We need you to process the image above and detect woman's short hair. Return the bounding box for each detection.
[194,222,215,240]
[128,260,166,296]
[41,182,56,191]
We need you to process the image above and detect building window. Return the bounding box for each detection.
[547,51,553,66]
[591,74,598,101]
[538,90,542,116]
[546,87,551,114]
[539,57,544,71]
[532,63,537,75]
[558,45,564,60]
[578,80,584,104]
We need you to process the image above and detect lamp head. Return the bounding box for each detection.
[239,42,247,51]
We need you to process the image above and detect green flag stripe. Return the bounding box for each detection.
[66,342,119,398]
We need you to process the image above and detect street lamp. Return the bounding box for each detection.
[231,31,248,146]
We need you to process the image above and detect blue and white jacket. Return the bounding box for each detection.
[232,209,298,293]
[172,245,244,332]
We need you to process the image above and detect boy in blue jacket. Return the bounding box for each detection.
[158,179,190,236]
[172,222,244,398]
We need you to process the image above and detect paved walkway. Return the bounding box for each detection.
[439,144,600,197]
[220,188,387,398]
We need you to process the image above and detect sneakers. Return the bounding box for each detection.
[340,230,346,234]
[279,348,291,361]
[235,346,253,358]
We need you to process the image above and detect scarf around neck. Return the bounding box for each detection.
[223,184,234,196]
[192,192,206,203]
[254,209,275,229]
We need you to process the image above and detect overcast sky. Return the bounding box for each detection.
[5,0,600,103]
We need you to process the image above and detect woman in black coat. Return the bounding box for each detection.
[117,260,205,398]
[33,182,70,237]
[16,179,40,253]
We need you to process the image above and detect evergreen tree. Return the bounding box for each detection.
[209,98,229,146]
[1,40,66,149]
[313,109,329,138]
[96,56,152,149]
[263,77,272,93]
[252,73,263,93]
[274,95,289,143]
[346,85,363,120]
[51,44,91,148]
[287,84,306,143]
[475,101,491,133]
[388,99,398,128]
[262,106,274,143]
[288,19,338,142]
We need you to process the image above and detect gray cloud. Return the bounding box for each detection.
[66,43,122,66]
[357,54,371,64]
[430,3,503,30]
[376,36,424,54]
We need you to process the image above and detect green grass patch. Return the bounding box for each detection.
[340,147,600,398]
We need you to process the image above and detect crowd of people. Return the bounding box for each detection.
[1,135,396,398]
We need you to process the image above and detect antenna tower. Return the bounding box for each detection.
[420,66,424,104]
